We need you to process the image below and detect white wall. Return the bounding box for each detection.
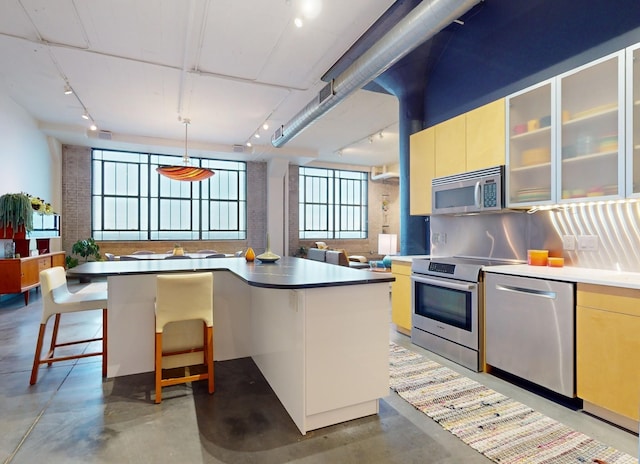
[0,91,62,251]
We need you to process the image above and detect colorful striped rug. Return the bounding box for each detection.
[389,342,638,464]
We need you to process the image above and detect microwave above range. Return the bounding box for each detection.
[432,165,505,215]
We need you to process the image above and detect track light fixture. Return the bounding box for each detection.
[81,112,89,120]
[64,85,73,95]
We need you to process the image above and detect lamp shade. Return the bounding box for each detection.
[378,233,397,268]
[156,166,214,182]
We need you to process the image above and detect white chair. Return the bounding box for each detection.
[30,267,108,385]
[154,272,214,403]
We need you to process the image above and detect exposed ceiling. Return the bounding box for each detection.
[0,0,401,168]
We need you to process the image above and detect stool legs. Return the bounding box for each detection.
[30,309,107,386]
[154,322,214,403]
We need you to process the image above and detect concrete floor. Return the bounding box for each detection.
[0,282,637,464]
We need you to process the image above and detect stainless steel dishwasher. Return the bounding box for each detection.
[484,272,575,397]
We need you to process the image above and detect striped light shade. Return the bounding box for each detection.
[156,165,214,182]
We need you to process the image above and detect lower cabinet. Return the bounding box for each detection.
[0,251,66,305]
[577,283,640,432]
[391,261,412,333]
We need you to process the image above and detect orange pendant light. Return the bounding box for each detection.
[157,118,214,182]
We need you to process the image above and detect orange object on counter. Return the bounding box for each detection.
[527,249,549,266]
[547,257,565,267]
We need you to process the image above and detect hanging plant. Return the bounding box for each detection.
[0,193,34,234]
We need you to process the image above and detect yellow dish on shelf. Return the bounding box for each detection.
[521,147,550,166]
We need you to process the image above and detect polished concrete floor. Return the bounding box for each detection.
[0,282,637,464]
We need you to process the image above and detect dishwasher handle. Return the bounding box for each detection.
[494,284,557,299]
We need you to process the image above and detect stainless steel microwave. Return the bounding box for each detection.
[432,165,505,215]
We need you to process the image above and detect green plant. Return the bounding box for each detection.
[71,238,101,262]
[294,245,308,258]
[66,255,79,269]
[0,193,34,234]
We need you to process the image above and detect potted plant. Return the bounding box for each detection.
[0,193,33,239]
[71,238,102,264]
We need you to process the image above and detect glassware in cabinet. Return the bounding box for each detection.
[506,80,554,207]
[558,51,624,201]
[627,43,640,197]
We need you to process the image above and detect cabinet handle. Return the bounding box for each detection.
[495,284,556,299]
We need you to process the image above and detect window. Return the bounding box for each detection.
[299,167,368,239]
[92,150,246,240]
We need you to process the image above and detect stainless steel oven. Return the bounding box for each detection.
[411,256,520,372]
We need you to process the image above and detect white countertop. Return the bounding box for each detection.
[390,255,430,263]
[484,264,640,290]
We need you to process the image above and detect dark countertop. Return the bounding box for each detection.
[67,256,395,289]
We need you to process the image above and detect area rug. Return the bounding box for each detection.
[389,342,638,464]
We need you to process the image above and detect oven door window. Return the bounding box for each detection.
[415,282,471,331]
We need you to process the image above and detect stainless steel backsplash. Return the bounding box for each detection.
[430,202,640,272]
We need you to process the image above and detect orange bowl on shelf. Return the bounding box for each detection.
[527,249,549,266]
[547,257,565,267]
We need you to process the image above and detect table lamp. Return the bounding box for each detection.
[378,233,397,268]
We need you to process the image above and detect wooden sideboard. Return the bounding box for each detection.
[0,251,65,305]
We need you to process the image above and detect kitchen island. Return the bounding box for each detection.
[67,257,394,435]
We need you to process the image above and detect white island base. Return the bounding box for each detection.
[107,272,390,435]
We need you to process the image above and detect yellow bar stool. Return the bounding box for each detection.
[30,267,108,385]
[154,272,214,403]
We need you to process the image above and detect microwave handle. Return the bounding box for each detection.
[474,181,481,208]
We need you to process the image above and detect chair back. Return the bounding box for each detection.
[155,273,213,332]
[40,267,69,321]
[307,248,326,262]
[205,253,226,258]
[104,253,115,261]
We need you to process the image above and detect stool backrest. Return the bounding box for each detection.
[155,272,213,332]
[39,267,71,322]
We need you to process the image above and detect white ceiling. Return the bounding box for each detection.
[0,0,401,168]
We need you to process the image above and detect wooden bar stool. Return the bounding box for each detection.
[30,267,108,385]
[154,272,214,403]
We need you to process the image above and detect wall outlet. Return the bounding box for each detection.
[562,235,576,251]
[577,235,598,251]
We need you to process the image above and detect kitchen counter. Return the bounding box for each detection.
[484,264,640,290]
[389,255,431,263]
[68,256,391,435]
[68,256,394,288]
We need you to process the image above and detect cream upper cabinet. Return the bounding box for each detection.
[558,50,625,202]
[506,80,555,207]
[434,114,466,177]
[466,99,506,172]
[409,127,435,215]
[626,43,640,197]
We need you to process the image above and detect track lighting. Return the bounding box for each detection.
[263,123,269,130]
[294,17,303,27]
[246,141,252,147]
[89,123,97,131]
[64,85,73,95]
[82,112,89,120]
[254,133,260,138]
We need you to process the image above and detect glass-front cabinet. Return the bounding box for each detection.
[557,51,624,201]
[506,80,555,207]
[627,43,640,197]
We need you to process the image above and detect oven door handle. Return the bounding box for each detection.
[412,275,475,291]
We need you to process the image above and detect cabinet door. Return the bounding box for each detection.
[466,99,506,172]
[435,114,466,177]
[576,284,640,426]
[558,51,625,201]
[409,127,435,215]
[627,43,640,197]
[506,80,554,207]
[391,262,412,332]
